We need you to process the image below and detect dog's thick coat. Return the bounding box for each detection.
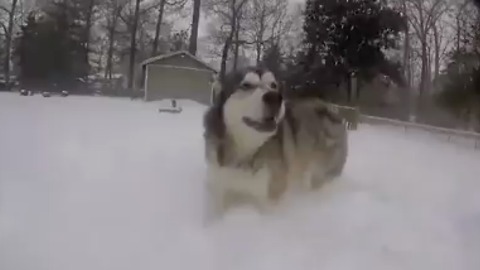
[203,67,348,219]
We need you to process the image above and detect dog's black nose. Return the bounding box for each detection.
[262,91,282,107]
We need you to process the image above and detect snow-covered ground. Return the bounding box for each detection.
[1,92,480,270]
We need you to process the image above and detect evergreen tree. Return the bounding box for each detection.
[436,50,480,130]
[16,13,57,88]
[296,0,405,101]
[436,7,480,130]
[15,1,90,93]
[45,0,90,79]
[261,42,284,78]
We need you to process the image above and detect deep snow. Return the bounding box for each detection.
[1,92,480,270]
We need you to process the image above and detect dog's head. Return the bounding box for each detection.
[204,67,285,163]
[216,67,285,136]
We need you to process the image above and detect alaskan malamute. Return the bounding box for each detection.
[203,67,348,219]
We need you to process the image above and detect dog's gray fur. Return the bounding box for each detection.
[203,67,348,218]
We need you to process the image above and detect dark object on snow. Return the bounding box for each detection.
[159,99,182,114]
[20,89,34,96]
[61,90,69,97]
[158,106,182,114]
[158,107,182,114]
[42,92,51,97]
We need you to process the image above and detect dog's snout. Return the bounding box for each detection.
[262,91,282,107]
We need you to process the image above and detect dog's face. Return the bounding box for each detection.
[221,67,285,136]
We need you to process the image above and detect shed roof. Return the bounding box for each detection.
[141,50,218,73]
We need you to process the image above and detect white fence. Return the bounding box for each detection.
[360,114,480,150]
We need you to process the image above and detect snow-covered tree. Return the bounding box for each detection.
[295,0,405,102]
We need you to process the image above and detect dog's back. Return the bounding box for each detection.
[281,98,348,189]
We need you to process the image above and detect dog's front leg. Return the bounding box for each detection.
[309,166,333,190]
[250,167,274,215]
[268,170,288,203]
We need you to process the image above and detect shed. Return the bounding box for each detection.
[140,51,217,104]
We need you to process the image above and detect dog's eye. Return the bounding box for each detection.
[270,82,278,89]
[240,82,255,90]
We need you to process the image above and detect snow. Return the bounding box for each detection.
[1,92,480,270]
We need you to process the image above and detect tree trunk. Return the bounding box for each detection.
[152,0,166,57]
[105,27,116,80]
[433,24,440,83]
[83,0,95,77]
[220,30,235,80]
[401,1,411,89]
[418,41,428,112]
[105,6,121,81]
[255,8,266,65]
[356,76,362,102]
[233,18,241,71]
[219,0,248,79]
[403,26,413,117]
[346,72,352,103]
[456,16,461,52]
[255,43,262,65]
[416,2,428,115]
[139,22,145,57]
[468,109,477,131]
[220,0,240,80]
[128,0,142,91]
[4,0,18,88]
[427,42,432,92]
[188,0,201,55]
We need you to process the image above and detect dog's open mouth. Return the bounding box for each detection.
[242,116,278,132]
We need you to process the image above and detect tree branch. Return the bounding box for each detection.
[407,15,423,38]
[0,5,11,15]
[0,21,7,34]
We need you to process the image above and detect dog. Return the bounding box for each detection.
[203,67,348,220]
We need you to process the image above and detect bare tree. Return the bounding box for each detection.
[151,0,186,56]
[204,20,229,58]
[101,0,128,80]
[450,0,478,53]
[204,0,249,80]
[431,19,451,82]
[243,0,289,64]
[83,0,96,73]
[0,0,19,87]
[151,0,166,56]
[453,1,469,52]
[189,0,201,55]
[127,0,142,90]
[404,0,450,108]
[281,3,303,58]
[398,0,412,88]
[232,5,246,70]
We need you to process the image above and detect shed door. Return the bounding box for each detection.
[146,65,213,104]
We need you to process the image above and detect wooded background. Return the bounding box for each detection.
[0,0,478,130]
